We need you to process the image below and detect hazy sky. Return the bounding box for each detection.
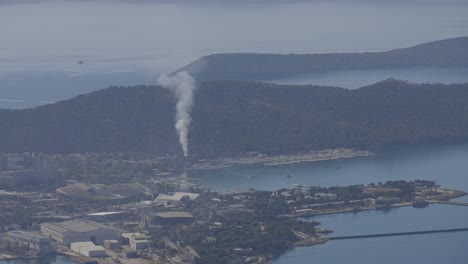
[1,0,467,73]
[1,0,468,108]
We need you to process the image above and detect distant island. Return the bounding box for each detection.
[1,79,468,157]
[179,36,468,80]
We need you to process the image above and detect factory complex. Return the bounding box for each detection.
[40,220,120,246]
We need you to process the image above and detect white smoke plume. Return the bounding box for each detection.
[158,71,197,157]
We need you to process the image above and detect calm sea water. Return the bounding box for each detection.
[192,143,468,195]
[0,256,74,264]
[275,232,468,264]
[1,1,468,108]
[263,67,468,88]
[2,2,468,263]
[192,144,468,263]
[2,67,468,109]
[275,205,468,264]
[3,112,468,264]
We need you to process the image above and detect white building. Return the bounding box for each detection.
[71,241,106,258]
[103,239,120,249]
[6,231,55,254]
[41,220,120,246]
[315,193,338,201]
[122,233,151,251]
[154,192,200,205]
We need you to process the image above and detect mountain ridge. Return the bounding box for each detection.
[179,36,468,81]
[2,79,468,156]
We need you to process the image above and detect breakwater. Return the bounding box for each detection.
[329,228,468,240]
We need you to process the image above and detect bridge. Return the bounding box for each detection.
[329,228,468,240]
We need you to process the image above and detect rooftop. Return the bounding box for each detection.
[57,183,95,198]
[88,211,125,216]
[153,211,194,218]
[155,192,200,202]
[8,230,51,241]
[71,241,105,250]
[41,220,118,233]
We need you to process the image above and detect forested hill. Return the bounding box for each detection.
[1,80,468,156]
[179,36,468,80]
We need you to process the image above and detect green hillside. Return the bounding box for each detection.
[179,37,468,80]
[1,80,468,156]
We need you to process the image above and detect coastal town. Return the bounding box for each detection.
[0,152,466,263]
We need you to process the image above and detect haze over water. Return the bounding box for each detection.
[193,143,468,194]
[1,1,468,108]
[2,1,468,264]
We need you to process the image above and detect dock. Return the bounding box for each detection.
[430,200,468,207]
[329,228,468,240]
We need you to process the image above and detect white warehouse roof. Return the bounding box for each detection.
[41,220,118,234]
[155,192,199,202]
[87,211,125,216]
[71,242,106,257]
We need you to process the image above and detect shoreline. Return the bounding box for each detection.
[191,148,373,170]
[290,190,467,219]
[282,190,467,257]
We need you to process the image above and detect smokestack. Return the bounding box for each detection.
[158,71,197,157]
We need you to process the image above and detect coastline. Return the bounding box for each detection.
[191,148,373,170]
[290,189,467,219]
[281,189,468,259]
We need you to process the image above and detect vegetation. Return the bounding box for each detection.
[304,180,437,203]
[178,192,317,263]
[59,155,154,184]
[0,197,36,228]
[1,80,468,157]
[179,36,468,80]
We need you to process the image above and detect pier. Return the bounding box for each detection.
[430,200,468,207]
[329,228,468,240]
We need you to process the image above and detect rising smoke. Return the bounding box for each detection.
[158,71,197,157]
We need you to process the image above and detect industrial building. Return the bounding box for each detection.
[122,233,152,250]
[41,220,120,246]
[103,239,120,250]
[131,239,151,251]
[6,230,55,254]
[143,211,194,227]
[154,192,200,205]
[87,211,126,221]
[56,183,96,199]
[71,241,106,257]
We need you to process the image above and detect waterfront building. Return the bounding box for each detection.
[103,239,120,249]
[40,220,120,246]
[6,230,55,254]
[71,241,106,257]
[143,211,194,227]
[122,233,152,250]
